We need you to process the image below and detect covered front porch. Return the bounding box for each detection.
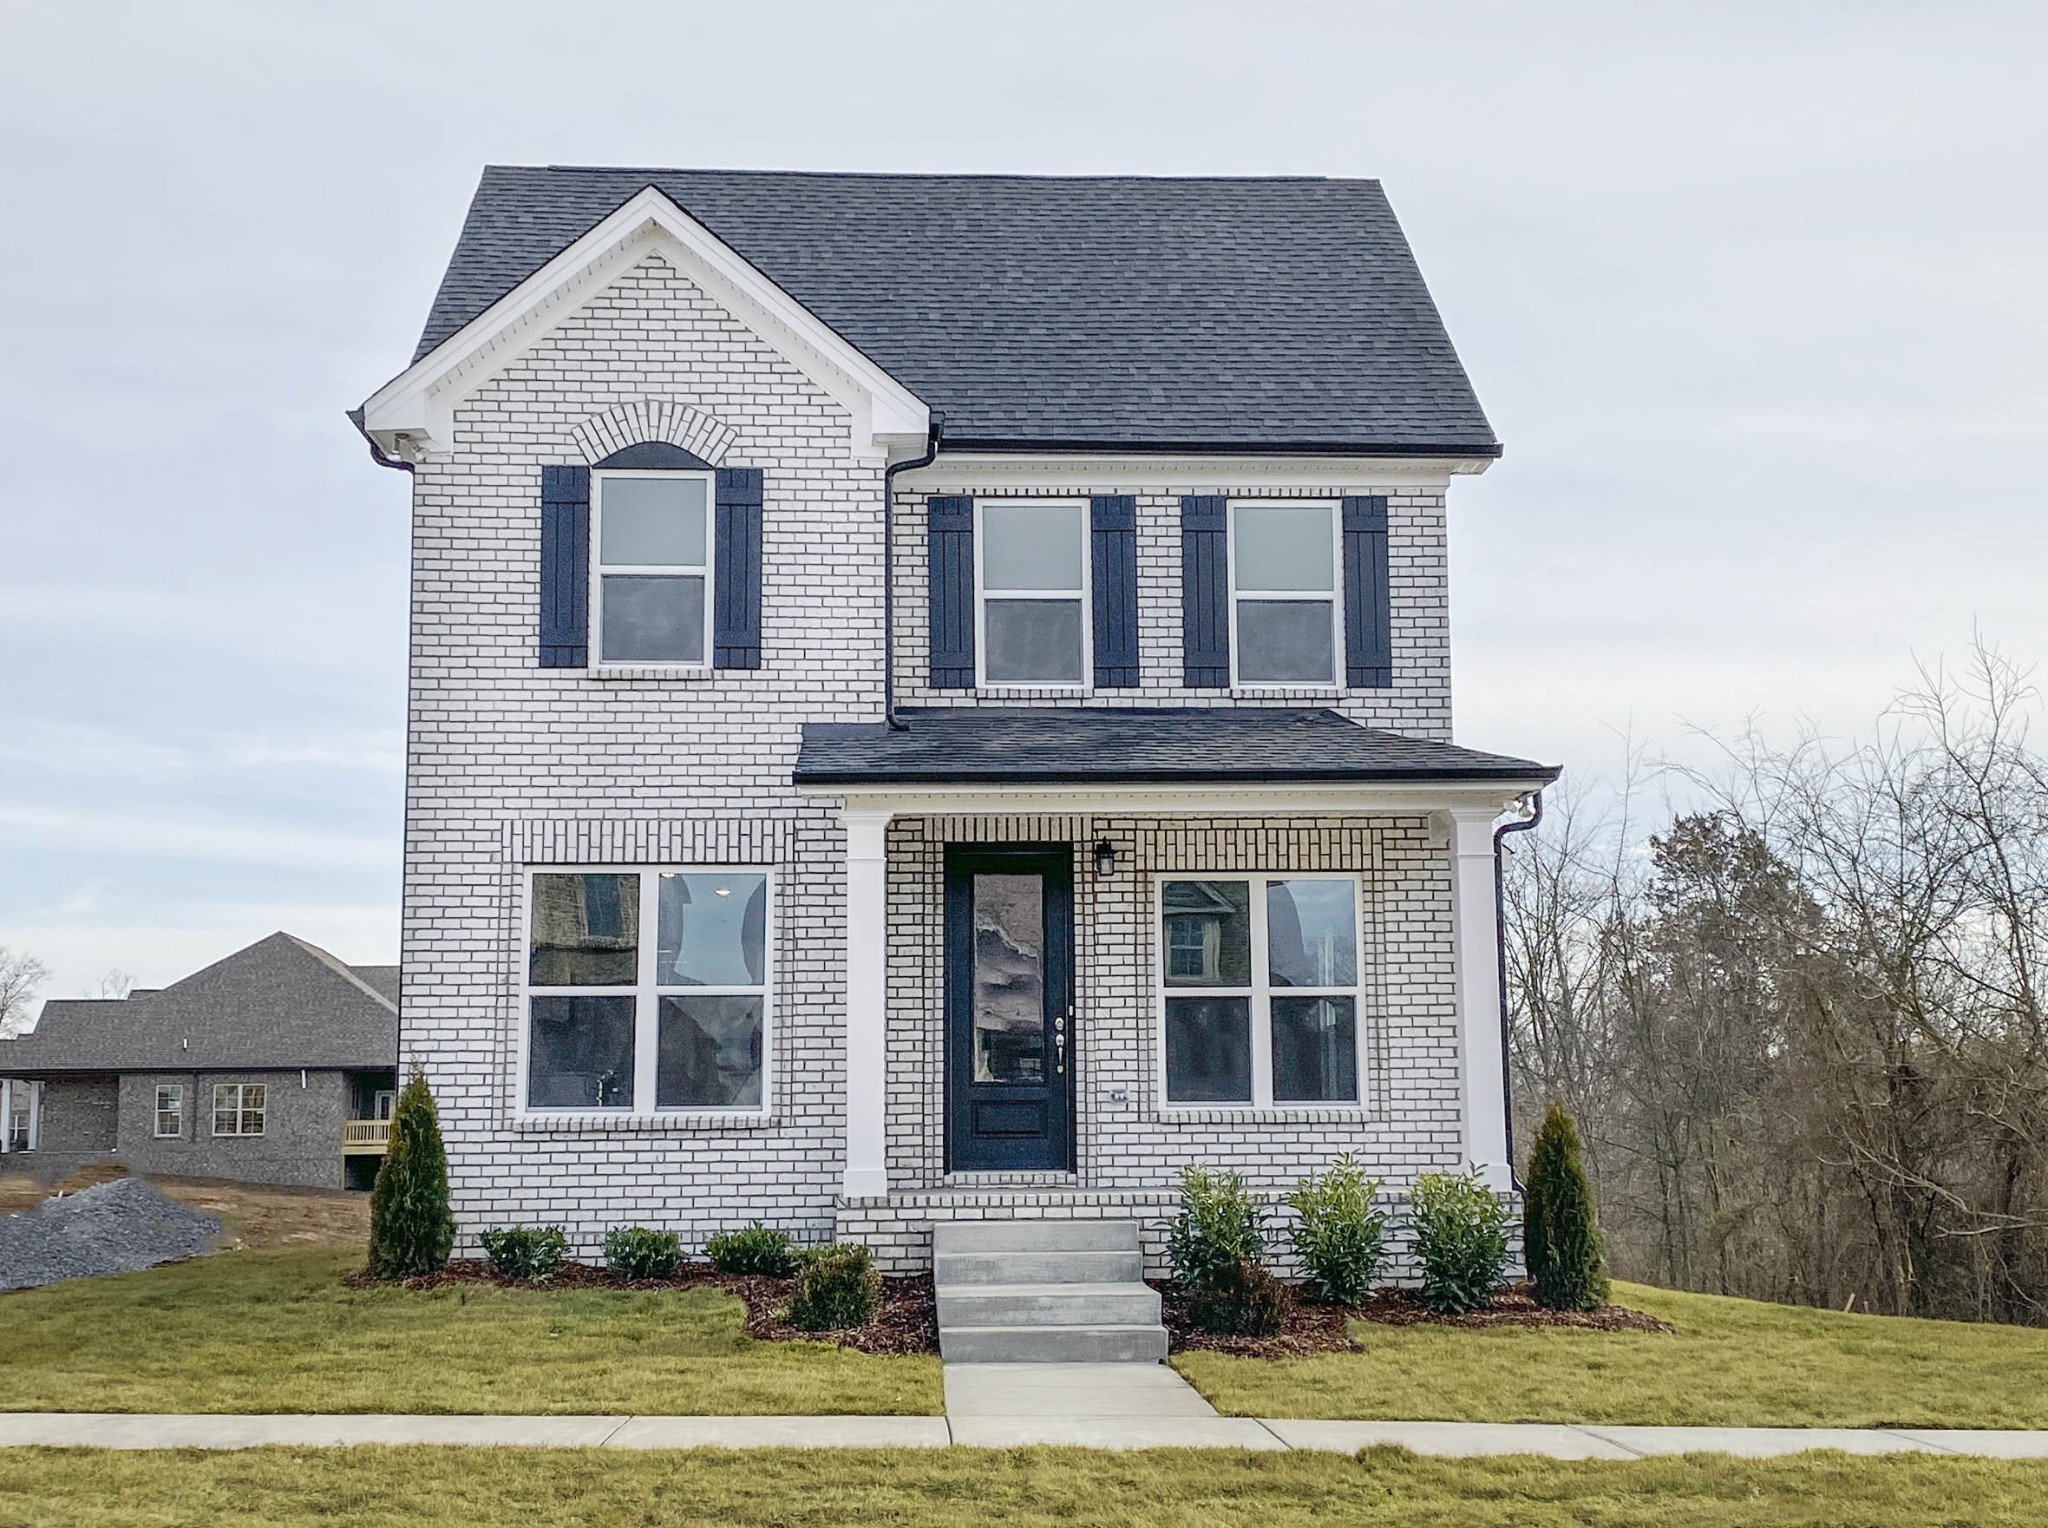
[795,708,1557,1272]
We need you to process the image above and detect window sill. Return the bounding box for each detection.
[1155,1104,1370,1125]
[1225,686,1345,700]
[584,666,719,683]
[512,1111,778,1133]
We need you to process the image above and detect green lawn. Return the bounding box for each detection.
[1175,1279,2048,1427]
[0,1249,940,1416]
[3,1446,2046,1527]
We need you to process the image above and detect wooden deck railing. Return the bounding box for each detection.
[341,1119,392,1154]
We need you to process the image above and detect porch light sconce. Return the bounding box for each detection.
[1093,839,1118,878]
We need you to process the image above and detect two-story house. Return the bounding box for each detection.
[354,169,1556,1302]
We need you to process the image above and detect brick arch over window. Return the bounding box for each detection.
[569,400,738,468]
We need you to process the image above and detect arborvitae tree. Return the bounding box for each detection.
[368,1069,455,1277]
[1525,1101,1610,1310]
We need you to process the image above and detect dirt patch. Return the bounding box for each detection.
[358,1260,941,1356]
[150,1177,370,1251]
[1163,1280,1673,1357]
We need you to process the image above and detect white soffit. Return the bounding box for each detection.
[359,186,930,463]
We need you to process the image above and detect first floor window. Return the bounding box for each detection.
[211,1083,266,1136]
[978,499,1088,685]
[525,867,771,1113]
[594,471,713,666]
[1160,876,1362,1106]
[154,1084,184,1138]
[1231,501,1340,685]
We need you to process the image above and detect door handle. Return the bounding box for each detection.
[1054,1011,1068,1075]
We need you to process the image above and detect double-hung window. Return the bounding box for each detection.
[1159,876,1362,1107]
[211,1083,266,1136]
[1230,502,1341,685]
[523,867,771,1114]
[154,1084,184,1138]
[977,500,1088,686]
[593,471,713,666]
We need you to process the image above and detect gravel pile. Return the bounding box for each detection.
[0,1176,221,1291]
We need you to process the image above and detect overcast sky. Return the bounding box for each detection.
[1,1,2043,1003]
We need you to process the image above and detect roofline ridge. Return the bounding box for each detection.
[512,164,1371,186]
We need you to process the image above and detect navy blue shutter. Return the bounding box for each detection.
[713,468,764,669]
[1342,496,1392,687]
[1179,496,1229,687]
[539,465,590,667]
[926,496,975,688]
[1090,495,1139,688]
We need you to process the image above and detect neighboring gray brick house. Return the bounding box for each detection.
[354,169,1557,1273]
[0,933,399,1190]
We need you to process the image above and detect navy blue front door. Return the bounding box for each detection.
[945,844,1074,1172]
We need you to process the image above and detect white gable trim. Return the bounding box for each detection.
[359,186,930,464]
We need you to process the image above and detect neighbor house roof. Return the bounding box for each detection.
[413,167,1499,456]
[0,933,398,1074]
[793,708,1557,787]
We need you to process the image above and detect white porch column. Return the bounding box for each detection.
[25,1080,38,1151]
[1446,807,1514,1191]
[841,807,893,1199]
[0,1078,11,1153]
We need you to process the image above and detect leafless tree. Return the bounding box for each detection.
[0,948,50,1038]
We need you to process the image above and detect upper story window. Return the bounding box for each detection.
[523,867,771,1115]
[977,500,1089,687]
[593,471,713,667]
[1230,502,1340,686]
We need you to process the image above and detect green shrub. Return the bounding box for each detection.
[367,1070,455,1278]
[1286,1153,1387,1307]
[1188,1256,1290,1337]
[1525,1102,1611,1311]
[1166,1163,1267,1292]
[706,1222,799,1277]
[1408,1169,1512,1314]
[478,1226,567,1282]
[603,1226,682,1281]
[788,1242,882,1331]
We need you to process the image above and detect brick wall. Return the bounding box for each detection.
[113,1071,351,1188]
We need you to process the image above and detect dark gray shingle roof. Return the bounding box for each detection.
[794,708,1556,787]
[413,167,1498,455]
[0,933,398,1074]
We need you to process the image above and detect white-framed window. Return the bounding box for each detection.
[976,499,1090,687]
[211,1083,266,1137]
[154,1084,184,1139]
[1229,501,1341,686]
[1157,874,1363,1108]
[521,866,772,1115]
[592,470,715,667]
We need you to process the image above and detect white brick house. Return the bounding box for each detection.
[355,168,1556,1275]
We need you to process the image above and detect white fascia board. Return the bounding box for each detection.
[900,453,1492,491]
[801,779,1547,818]
[359,186,928,463]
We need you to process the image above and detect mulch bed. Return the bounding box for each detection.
[1161,1280,1673,1358]
[348,1260,939,1356]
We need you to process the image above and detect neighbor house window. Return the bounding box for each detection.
[523,867,771,1114]
[593,471,713,666]
[977,500,1088,686]
[1159,876,1362,1107]
[211,1083,266,1136]
[154,1085,184,1139]
[1230,502,1340,685]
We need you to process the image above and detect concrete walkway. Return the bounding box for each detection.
[5,1374,2048,1458]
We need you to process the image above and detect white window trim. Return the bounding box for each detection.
[590,469,717,672]
[973,498,1092,692]
[154,1084,184,1139]
[1154,872,1366,1112]
[517,865,774,1119]
[211,1082,266,1137]
[1226,500,1343,690]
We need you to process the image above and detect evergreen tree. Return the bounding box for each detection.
[1525,1101,1610,1310]
[368,1069,455,1277]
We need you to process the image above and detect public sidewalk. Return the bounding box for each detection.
[4,1363,2047,1457]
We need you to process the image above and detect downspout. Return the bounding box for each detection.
[881,414,943,730]
[1493,791,1544,1185]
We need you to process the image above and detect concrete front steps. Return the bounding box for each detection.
[934,1220,1167,1363]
